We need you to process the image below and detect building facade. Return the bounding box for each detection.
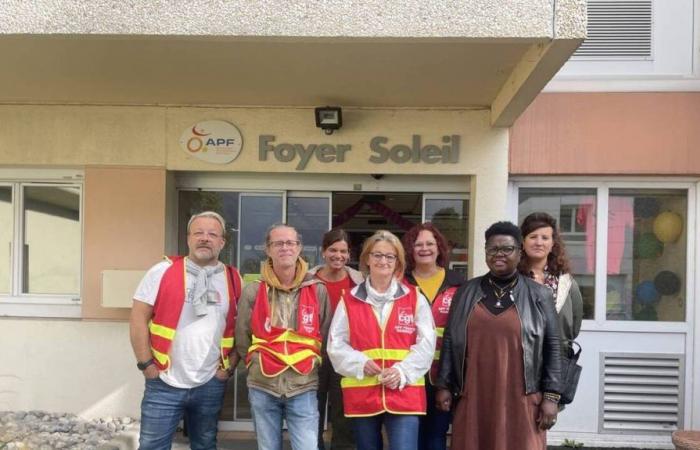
[509,0,700,447]
[7,1,699,448]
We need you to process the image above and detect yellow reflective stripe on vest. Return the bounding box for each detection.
[362,348,410,361]
[341,375,380,388]
[251,333,320,350]
[341,375,426,388]
[433,350,441,361]
[221,337,234,349]
[151,347,169,366]
[149,321,176,340]
[436,327,445,337]
[248,344,320,366]
[252,330,320,349]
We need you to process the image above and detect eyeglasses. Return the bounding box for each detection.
[415,241,437,249]
[268,240,301,249]
[485,245,517,256]
[191,231,222,240]
[370,252,397,262]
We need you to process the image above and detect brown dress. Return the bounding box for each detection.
[450,303,546,450]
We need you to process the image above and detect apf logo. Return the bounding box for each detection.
[179,120,243,164]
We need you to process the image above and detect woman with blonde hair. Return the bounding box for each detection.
[328,230,436,450]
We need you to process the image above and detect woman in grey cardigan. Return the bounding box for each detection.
[519,212,584,352]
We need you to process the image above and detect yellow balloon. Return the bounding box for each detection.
[653,211,683,243]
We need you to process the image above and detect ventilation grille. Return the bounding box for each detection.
[601,353,683,433]
[574,0,652,59]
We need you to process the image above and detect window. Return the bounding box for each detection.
[0,185,12,294]
[518,189,597,319]
[0,182,82,310]
[516,183,690,324]
[606,189,686,321]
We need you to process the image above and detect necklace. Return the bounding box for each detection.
[488,276,518,308]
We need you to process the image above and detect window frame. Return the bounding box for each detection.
[509,177,696,334]
[0,171,84,318]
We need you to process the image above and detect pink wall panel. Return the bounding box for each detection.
[82,166,166,320]
[509,93,700,175]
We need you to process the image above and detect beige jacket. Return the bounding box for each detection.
[235,258,331,398]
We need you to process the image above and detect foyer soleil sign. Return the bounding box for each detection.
[259,135,460,170]
[181,121,460,169]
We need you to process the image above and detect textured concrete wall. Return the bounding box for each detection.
[0,0,586,39]
[0,106,166,167]
[0,319,142,418]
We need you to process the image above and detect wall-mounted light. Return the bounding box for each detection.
[315,106,342,135]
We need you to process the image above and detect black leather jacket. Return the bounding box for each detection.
[435,273,561,396]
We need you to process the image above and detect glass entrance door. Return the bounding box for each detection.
[287,192,331,268]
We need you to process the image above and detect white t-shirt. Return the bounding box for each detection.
[133,259,231,389]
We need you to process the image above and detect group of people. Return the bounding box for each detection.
[129,210,583,450]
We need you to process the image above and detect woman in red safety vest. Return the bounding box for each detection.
[327,230,436,450]
[402,223,465,450]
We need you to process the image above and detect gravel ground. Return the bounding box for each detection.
[0,411,137,449]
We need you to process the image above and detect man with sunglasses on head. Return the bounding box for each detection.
[236,223,331,450]
[130,211,242,450]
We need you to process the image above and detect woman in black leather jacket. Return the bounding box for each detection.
[434,221,561,450]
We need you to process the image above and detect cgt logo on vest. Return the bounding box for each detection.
[301,306,315,334]
[438,293,453,315]
[395,307,416,334]
[180,120,243,164]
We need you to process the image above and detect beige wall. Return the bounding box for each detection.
[0,105,166,167]
[82,166,167,320]
[509,92,700,175]
[1,104,511,310]
[0,319,142,418]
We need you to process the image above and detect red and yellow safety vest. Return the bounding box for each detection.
[341,287,426,417]
[148,256,241,371]
[428,286,457,384]
[246,281,322,377]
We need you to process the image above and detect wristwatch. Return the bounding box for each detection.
[137,359,155,371]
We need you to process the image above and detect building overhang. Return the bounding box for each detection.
[0,1,586,127]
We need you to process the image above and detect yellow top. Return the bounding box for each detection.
[413,268,445,303]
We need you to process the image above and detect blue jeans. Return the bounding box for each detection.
[249,387,319,450]
[353,414,420,450]
[418,384,452,450]
[139,376,226,450]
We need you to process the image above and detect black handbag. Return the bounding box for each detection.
[559,341,582,405]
